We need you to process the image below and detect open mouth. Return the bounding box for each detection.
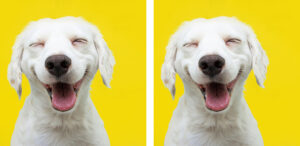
[198,75,239,112]
[43,78,84,112]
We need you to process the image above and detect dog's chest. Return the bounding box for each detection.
[166,113,254,146]
[32,127,100,146]
[181,125,248,146]
[12,106,109,146]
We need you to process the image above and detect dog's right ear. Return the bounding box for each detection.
[8,34,24,99]
[161,33,179,99]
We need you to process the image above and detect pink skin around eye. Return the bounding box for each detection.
[226,41,235,46]
[225,39,240,46]
[190,42,198,47]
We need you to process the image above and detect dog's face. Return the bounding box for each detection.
[162,17,268,112]
[8,17,115,112]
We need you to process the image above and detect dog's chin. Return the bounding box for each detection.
[41,76,85,113]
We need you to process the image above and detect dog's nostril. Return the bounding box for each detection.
[214,60,224,68]
[46,62,54,70]
[199,62,208,70]
[61,60,71,69]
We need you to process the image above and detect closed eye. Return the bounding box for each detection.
[183,41,199,48]
[29,42,45,47]
[72,38,88,45]
[225,38,241,46]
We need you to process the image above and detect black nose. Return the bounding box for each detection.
[199,55,225,77]
[45,55,71,77]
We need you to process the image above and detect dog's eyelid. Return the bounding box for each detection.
[72,38,88,46]
[225,38,241,46]
[183,41,199,47]
[225,38,241,43]
[72,38,88,43]
[29,42,45,47]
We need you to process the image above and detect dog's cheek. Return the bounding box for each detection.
[189,67,202,83]
[80,52,98,70]
[241,53,252,71]
[233,45,252,69]
[89,55,99,72]
[20,55,33,77]
[222,60,238,82]
[181,59,199,83]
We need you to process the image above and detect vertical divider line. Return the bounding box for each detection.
[146,0,154,145]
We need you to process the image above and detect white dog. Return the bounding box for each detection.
[8,17,115,146]
[162,17,268,146]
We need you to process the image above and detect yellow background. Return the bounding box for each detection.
[0,0,145,145]
[155,0,300,145]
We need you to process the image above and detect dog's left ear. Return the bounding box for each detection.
[247,27,269,87]
[94,32,116,88]
[8,34,24,99]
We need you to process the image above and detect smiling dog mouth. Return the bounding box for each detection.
[185,67,241,112]
[40,69,89,112]
[198,77,238,112]
[44,79,84,112]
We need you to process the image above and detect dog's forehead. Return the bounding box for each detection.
[182,18,247,41]
[24,18,93,41]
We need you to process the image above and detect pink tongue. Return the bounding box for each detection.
[52,83,76,111]
[205,83,230,111]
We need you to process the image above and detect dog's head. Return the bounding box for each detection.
[162,17,268,112]
[8,17,115,112]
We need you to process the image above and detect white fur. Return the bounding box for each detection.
[162,17,268,146]
[8,17,115,146]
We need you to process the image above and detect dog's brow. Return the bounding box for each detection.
[70,35,89,41]
[223,34,241,40]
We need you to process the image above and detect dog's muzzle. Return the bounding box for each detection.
[43,55,87,112]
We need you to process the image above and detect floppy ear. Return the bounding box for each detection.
[8,34,24,99]
[94,33,116,88]
[161,34,178,99]
[247,27,269,87]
